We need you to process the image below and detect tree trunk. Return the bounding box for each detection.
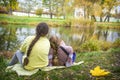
[104,14,110,22]
[8,8,12,15]
[91,15,96,22]
[104,15,108,22]
[83,6,86,19]
[28,12,30,17]
[63,13,66,19]
[50,12,52,19]
[107,15,110,22]
[100,16,102,22]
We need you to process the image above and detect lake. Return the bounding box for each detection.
[0,24,120,51]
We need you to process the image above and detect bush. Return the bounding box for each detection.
[63,18,94,28]
[80,39,101,52]
[71,18,94,27]
[0,6,8,14]
[100,41,112,51]
[35,8,43,17]
[112,38,120,48]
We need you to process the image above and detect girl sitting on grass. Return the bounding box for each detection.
[48,36,76,67]
[8,22,50,70]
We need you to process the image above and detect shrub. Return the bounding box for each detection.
[63,18,94,28]
[100,41,112,51]
[0,6,8,14]
[80,39,101,52]
[35,8,43,17]
[71,18,94,27]
[112,38,120,48]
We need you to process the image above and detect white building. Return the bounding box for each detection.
[74,7,84,18]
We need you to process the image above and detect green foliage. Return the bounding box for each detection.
[112,38,120,48]
[35,8,43,17]
[7,0,18,10]
[100,41,112,51]
[80,39,101,52]
[0,6,7,11]
[1,0,18,11]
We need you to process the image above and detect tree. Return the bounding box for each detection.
[42,0,56,19]
[63,0,74,19]
[103,0,117,22]
[42,0,73,19]
[73,0,100,20]
[0,0,18,14]
[19,0,38,17]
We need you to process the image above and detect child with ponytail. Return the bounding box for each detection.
[8,22,50,70]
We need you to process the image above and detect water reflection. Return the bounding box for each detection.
[93,29,120,42]
[16,28,35,42]
[0,24,120,51]
[0,26,19,51]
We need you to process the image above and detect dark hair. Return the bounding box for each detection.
[23,22,49,66]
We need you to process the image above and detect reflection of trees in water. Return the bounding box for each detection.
[1,25,119,51]
[118,33,120,37]
[103,30,109,41]
[0,26,19,51]
[58,27,95,46]
[93,29,109,41]
[58,27,119,47]
[93,29,120,42]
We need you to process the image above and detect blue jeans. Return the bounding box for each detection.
[8,50,24,66]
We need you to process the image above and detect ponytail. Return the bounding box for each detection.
[23,35,40,66]
[23,22,49,66]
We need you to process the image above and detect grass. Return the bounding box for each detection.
[0,48,120,80]
[0,14,65,27]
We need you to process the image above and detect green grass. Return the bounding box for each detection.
[0,48,120,80]
[0,14,65,26]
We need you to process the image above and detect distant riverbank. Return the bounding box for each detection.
[0,14,120,29]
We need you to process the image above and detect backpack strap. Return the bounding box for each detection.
[59,46,69,56]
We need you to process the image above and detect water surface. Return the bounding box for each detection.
[0,24,120,51]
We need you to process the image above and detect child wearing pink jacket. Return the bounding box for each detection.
[48,36,76,67]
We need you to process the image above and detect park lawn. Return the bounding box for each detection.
[0,48,120,80]
[0,14,65,26]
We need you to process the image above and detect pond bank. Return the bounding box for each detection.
[95,22,120,29]
[0,14,120,29]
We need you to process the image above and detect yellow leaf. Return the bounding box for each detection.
[90,66,110,77]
